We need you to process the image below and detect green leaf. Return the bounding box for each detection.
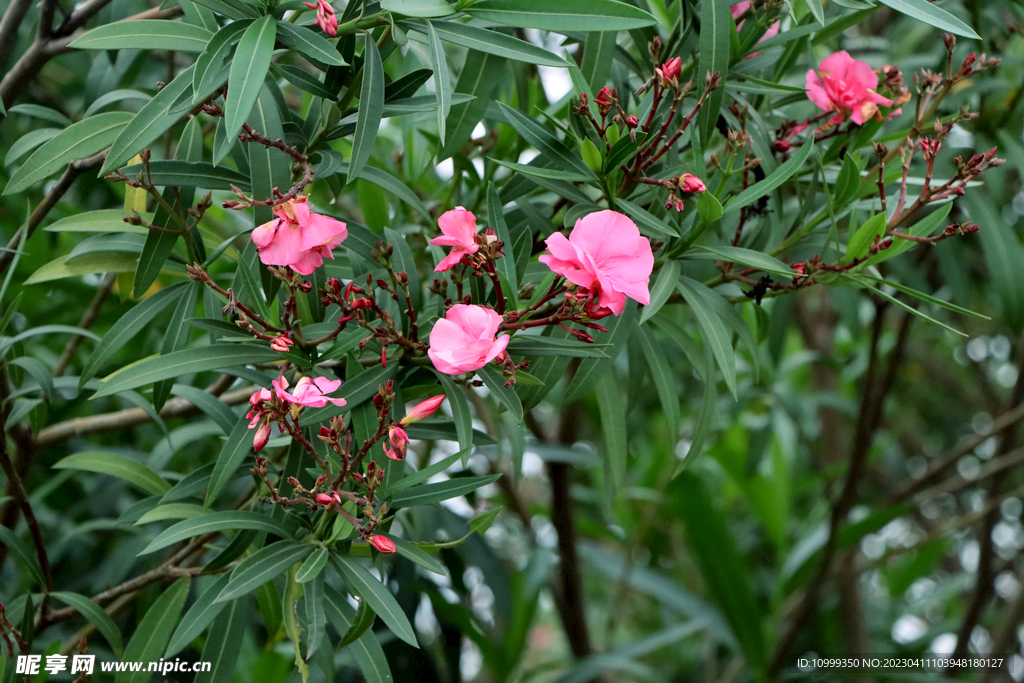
[595,372,627,495]
[0,526,45,588]
[382,0,453,16]
[194,20,252,99]
[6,103,70,126]
[192,0,258,18]
[477,364,523,422]
[846,276,966,336]
[120,161,250,191]
[488,182,519,308]
[562,301,637,404]
[465,0,657,31]
[416,19,565,67]
[135,503,208,525]
[276,21,347,65]
[70,20,213,51]
[505,335,610,358]
[51,592,125,657]
[968,189,1024,329]
[337,163,431,221]
[640,259,680,324]
[206,418,254,508]
[295,547,330,583]
[858,275,987,319]
[215,541,314,602]
[806,0,825,25]
[24,253,139,284]
[722,137,814,216]
[101,65,197,174]
[170,383,238,434]
[386,535,446,575]
[43,210,150,234]
[637,324,680,437]
[348,34,385,183]
[193,597,246,683]
[219,16,276,164]
[323,586,394,683]
[378,448,470,496]
[497,102,594,177]
[248,86,290,228]
[338,597,376,647]
[432,373,472,453]
[91,345,283,399]
[876,0,979,38]
[4,113,133,195]
[843,212,887,263]
[676,277,737,398]
[616,198,677,238]
[53,452,170,496]
[116,578,191,683]
[580,31,615,92]
[688,246,795,278]
[673,474,767,674]
[388,474,501,508]
[698,0,732,145]
[79,282,186,387]
[140,511,294,555]
[5,127,60,166]
[329,554,418,647]
[9,357,54,402]
[165,574,232,657]
[424,20,451,144]
[862,203,951,268]
[695,191,724,223]
[491,159,593,183]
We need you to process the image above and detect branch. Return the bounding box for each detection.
[0,0,33,70]
[33,379,249,448]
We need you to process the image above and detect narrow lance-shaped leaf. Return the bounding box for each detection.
[425,20,451,145]
[329,553,418,647]
[70,21,212,51]
[217,16,277,164]
[348,34,384,183]
[698,0,732,146]
[464,0,658,31]
[115,578,191,683]
[876,0,979,39]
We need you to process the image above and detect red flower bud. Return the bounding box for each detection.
[400,394,445,425]
[252,421,272,452]
[595,86,613,113]
[626,115,639,129]
[270,336,294,353]
[369,535,397,554]
[678,173,706,194]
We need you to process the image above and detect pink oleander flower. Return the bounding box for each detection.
[383,425,409,461]
[806,51,893,125]
[429,206,479,272]
[270,336,294,353]
[539,210,654,316]
[400,394,445,425]
[273,375,347,409]
[428,305,510,375]
[303,0,337,37]
[251,196,347,276]
[679,173,706,194]
[369,535,397,554]
[731,2,780,43]
[656,56,682,85]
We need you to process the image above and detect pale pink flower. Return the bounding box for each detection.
[251,196,347,275]
[383,425,409,461]
[303,0,337,37]
[806,51,893,125]
[369,535,396,554]
[270,336,293,352]
[731,1,780,43]
[539,210,654,316]
[272,375,347,409]
[400,394,445,425]
[429,207,479,272]
[428,305,510,375]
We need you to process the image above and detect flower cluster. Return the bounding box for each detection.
[251,196,348,275]
[806,51,894,125]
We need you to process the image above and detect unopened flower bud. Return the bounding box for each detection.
[626,115,639,129]
[252,421,272,452]
[270,336,294,353]
[595,86,613,114]
[369,535,397,554]
[400,395,445,425]
[678,173,706,194]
